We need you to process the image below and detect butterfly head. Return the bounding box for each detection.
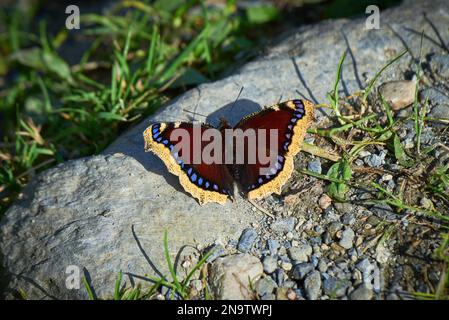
[218,117,231,130]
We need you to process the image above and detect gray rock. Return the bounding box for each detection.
[364,153,385,168]
[430,104,449,119]
[333,202,353,214]
[430,54,449,79]
[267,239,280,256]
[314,225,324,235]
[318,259,328,273]
[0,154,259,299]
[339,228,355,249]
[270,217,296,234]
[323,231,332,244]
[288,244,312,263]
[307,159,322,174]
[323,277,351,297]
[255,277,277,300]
[311,254,319,267]
[420,87,449,106]
[291,262,314,280]
[349,284,373,300]
[274,269,285,286]
[283,280,297,289]
[370,203,395,219]
[304,270,322,300]
[262,255,278,274]
[341,213,355,225]
[2,0,449,299]
[327,221,343,237]
[237,228,258,253]
[356,259,380,291]
[209,254,263,300]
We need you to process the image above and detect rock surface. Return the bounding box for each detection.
[1,0,449,299]
[209,254,263,300]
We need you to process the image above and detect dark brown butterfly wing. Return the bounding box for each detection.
[233,99,314,199]
[144,122,233,204]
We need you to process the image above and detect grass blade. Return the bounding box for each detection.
[362,49,408,102]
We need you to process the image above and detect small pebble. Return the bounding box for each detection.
[339,228,355,249]
[318,194,332,210]
[318,259,328,272]
[255,277,277,300]
[349,284,373,300]
[287,288,297,300]
[237,228,258,253]
[379,80,416,110]
[291,262,314,280]
[365,154,384,167]
[263,255,278,274]
[288,244,312,263]
[281,261,293,271]
[323,277,351,297]
[304,271,322,300]
[267,239,280,255]
[308,159,322,174]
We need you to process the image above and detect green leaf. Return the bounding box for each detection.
[327,159,352,201]
[82,277,96,300]
[97,112,127,122]
[114,271,123,300]
[246,5,279,24]
[10,47,72,81]
[392,133,414,167]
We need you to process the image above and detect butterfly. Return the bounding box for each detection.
[143,99,314,205]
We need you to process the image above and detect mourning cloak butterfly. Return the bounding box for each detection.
[143,99,314,204]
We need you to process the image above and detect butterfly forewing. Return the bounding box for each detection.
[144,122,233,204]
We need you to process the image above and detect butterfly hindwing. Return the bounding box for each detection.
[143,122,233,204]
[233,99,314,199]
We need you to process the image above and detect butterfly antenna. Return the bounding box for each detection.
[182,109,208,118]
[277,95,283,103]
[229,86,244,115]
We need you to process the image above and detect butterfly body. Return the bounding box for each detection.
[143,99,314,205]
